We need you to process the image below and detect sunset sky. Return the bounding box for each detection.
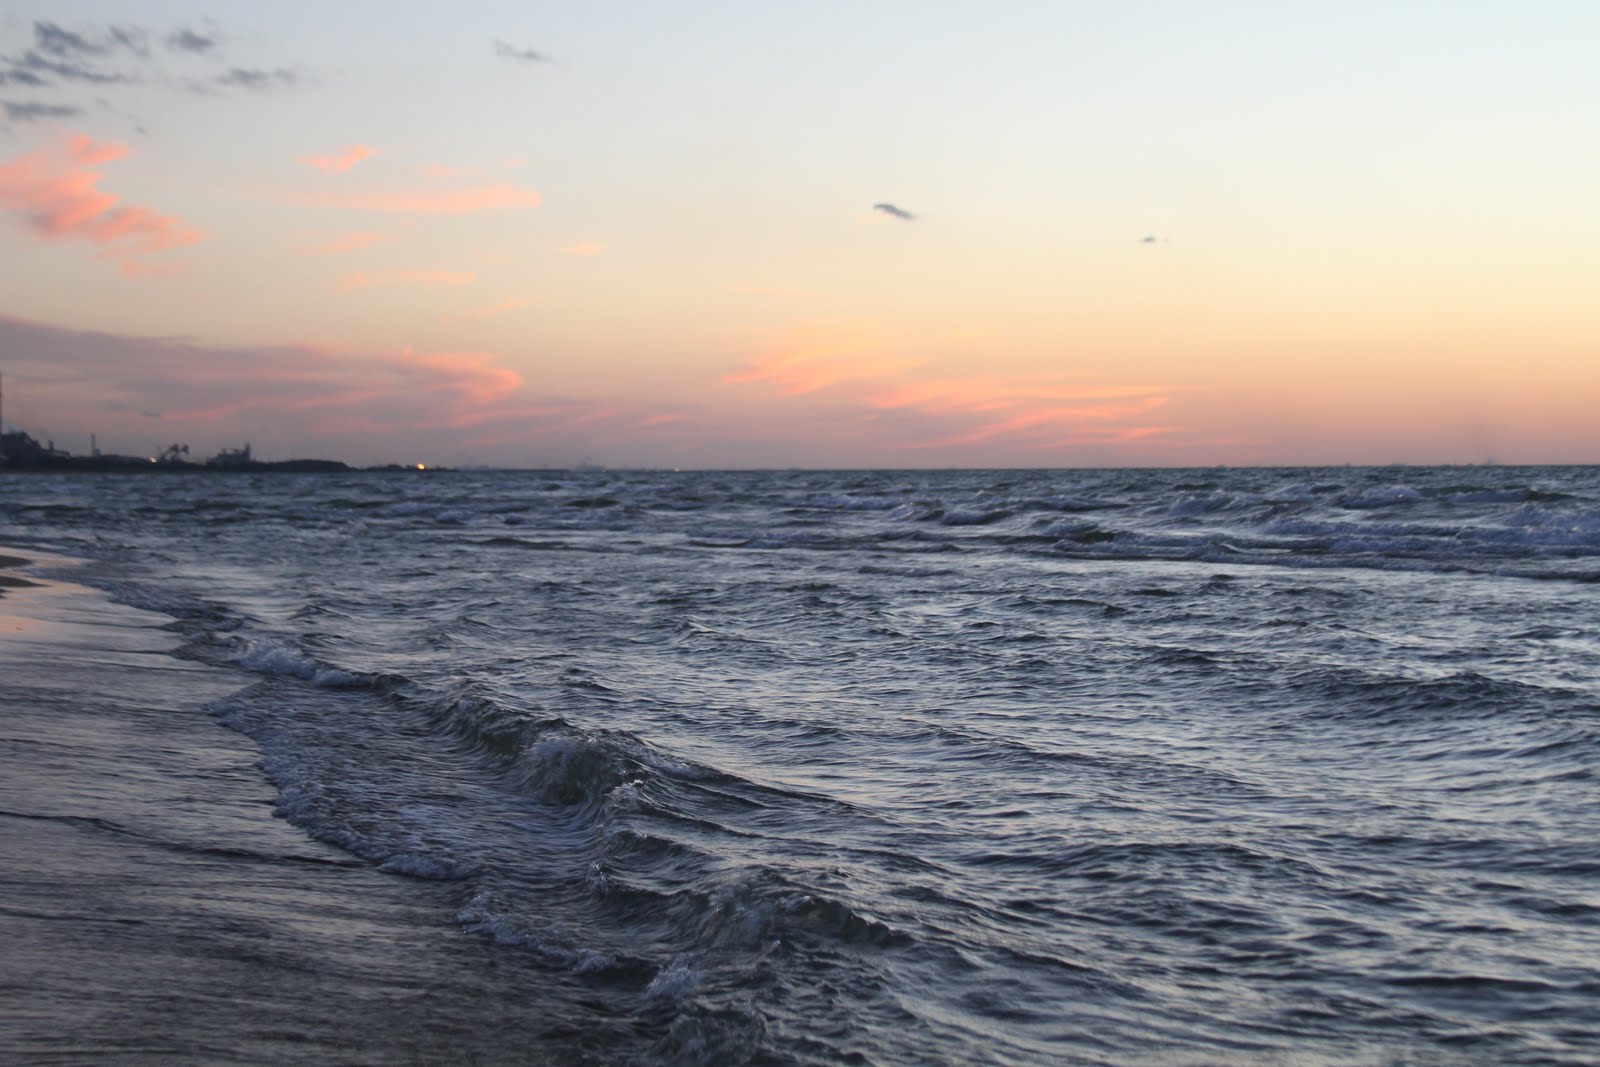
[1,2,1596,468]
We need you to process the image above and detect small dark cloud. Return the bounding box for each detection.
[33,21,147,58]
[167,28,220,54]
[215,66,301,91]
[873,202,916,221]
[109,27,150,56]
[3,100,83,122]
[494,39,551,63]
[3,20,299,112]
[34,22,103,57]
[8,50,133,85]
[0,68,52,87]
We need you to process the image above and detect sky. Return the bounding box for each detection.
[0,2,1596,469]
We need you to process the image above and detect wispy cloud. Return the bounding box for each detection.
[562,242,603,256]
[0,312,715,464]
[166,28,219,55]
[493,39,551,64]
[873,202,915,221]
[0,312,528,455]
[6,49,133,86]
[293,182,541,215]
[32,21,147,59]
[406,351,522,405]
[903,396,1170,449]
[724,324,922,395]
[298,144,377,174]
[1,20,146,87]
[2,18,300,103]
[726,322,1176,452]
[0,69,51,89]
[215,66,301,91]
[0,133,202,271]
[2,100,82,122]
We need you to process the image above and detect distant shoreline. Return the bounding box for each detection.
[4,458,1598,475]
[0,460,393,474]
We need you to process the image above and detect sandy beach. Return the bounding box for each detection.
[0,552,601,1065]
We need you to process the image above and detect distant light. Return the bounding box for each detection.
[148,457,157,463]
[416,463,427,471]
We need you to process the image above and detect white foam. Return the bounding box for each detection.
[457,889,620,973]
[606,779,644,811]
[236,639,369,688]
[238,640,319,680]
[645,956,700,1001]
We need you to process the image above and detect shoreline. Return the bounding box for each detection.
[0,550,604,1064]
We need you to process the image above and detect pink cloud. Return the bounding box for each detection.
[298,145,377,174]
[724,324,923,395]
[562,242,604,256]
[0,133,203,272]
[295,182,541,215]
[726,322,1176,452]
[407,351,523,406]
[910,398,1170,449]
[871,380,1165,414]
[0,313,533,462]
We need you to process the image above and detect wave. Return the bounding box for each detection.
[1283,666,1574,724]
[235,638,372,689]
[12,465,1600,1065]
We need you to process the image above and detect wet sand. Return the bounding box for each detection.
[0,554,616,1065]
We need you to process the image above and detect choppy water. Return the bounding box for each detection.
[3,466,1599,1064]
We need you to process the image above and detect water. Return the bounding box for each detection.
[3,466,1598,1064]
